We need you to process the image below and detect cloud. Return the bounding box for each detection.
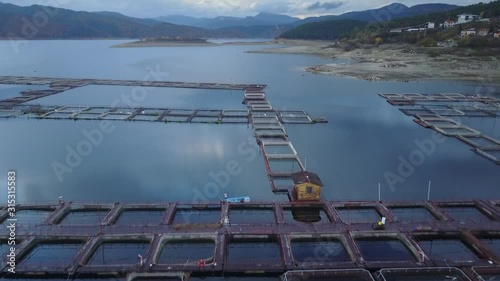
[307,1,346,11]
[252,1,290,15]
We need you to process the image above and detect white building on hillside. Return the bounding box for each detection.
[478,29,490,36]
[461,28,476,37]
[443,20,457,28]
[457,14,479,24]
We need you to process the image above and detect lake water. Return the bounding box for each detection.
[0,40,499,204]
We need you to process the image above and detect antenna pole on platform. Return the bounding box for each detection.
[427,181,432,201]
[378,182,381,202]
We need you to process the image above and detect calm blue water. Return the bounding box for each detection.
[26,85,245,109]
[88,242,150,265]
[291,239,350,263]
[418,239,478,261]
[115,209,166,225]
[229,208,276,224]
[18,242,83,268]
[0,85,47,100]
[356,239,415,262]
[158,239,215,264]
[226,239,282,265]
[336,208,380,224]
[0,40,499,204]
[390,207,437,223]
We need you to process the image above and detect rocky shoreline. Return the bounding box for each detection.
[249,40,500,85]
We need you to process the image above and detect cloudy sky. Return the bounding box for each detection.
[2,0,485,18]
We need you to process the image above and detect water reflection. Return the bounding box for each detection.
[0,40,498,204]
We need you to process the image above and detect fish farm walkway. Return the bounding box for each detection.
[2,77,500,280]
[0,105,325,125]
[380,93,500,166]
[0,75,266,110]
[0,75,266,90]
[0,76,328,197]
[2,200,500,280]
[242,88,319,194]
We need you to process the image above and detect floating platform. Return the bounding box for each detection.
[380,93,500,106]
[0,76,329,204]
[2,200,500,278]
[243,94,314,195]
[400,104,500,118]
[0,76,324,205]
[0,75,266,110]
[0,76,267,91]
[0,76,328,127]
[377,267,472,281]
[284,269,376,281]
[0,105,327,126]
[381,93,500,166]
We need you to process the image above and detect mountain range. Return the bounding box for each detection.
[280,1,500,41]
[0,2,220,39]
[299,3,459,24]
[0,2,461,39]
[156,12,299,29]
[156,3,459,29]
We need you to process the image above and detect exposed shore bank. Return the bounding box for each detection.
[249,39,500,85]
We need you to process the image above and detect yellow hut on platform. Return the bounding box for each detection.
[291,171,324,201]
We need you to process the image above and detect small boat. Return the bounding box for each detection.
[225,196,250,203]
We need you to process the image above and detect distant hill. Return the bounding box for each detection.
[155,15,206,27]
[216,24,290,38]
[280,0,500,47]
[156,12,299,29]
[92,11,159,26]
[0,1,479,40]
[156,4,459,30]
[144,22,218,39]
[381,1,500,48]
[196,16,264,29]
[154,3,460,40]
[154,12,298,38]
[385,1,500,29]
[296,3,459,25]
[279,19,368,40]
[0,2,245,39]
[253,12,298,25]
